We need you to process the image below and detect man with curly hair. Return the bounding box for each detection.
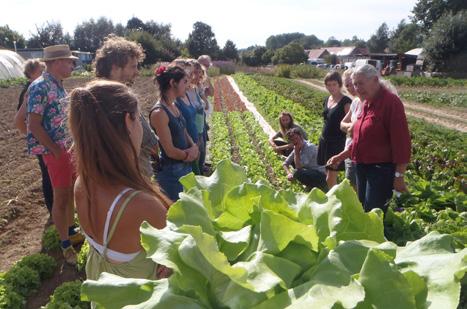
[94,35,159,178]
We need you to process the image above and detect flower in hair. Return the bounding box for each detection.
[155,65,167,76]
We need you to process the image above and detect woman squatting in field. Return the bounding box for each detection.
[150,65,199,201]
[69,80,171,286]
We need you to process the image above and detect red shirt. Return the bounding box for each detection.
[350,86,411,164]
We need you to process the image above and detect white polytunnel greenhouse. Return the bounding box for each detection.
[0,49,25,80]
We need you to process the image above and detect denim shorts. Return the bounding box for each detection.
[156,162,192,201]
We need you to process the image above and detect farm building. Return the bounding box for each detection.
[306,46,369,64]
[0,49,25,80]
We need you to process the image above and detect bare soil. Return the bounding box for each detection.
[0,76,158,308]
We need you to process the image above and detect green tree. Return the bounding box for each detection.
[389,19,423,53]
[186,21,220,59]
[341,36,367,48]
[324,36,341,47]
[266,33,305,50]
[423,10,467,72]
[261,49,275,65]
[0,25,25,49]
[271,42,307,64]
[241,46,267,66]
[126,17,146,31]
[27,21,66,48]
[411,0,466,31]
[298,35,323,49]
[73,17,115,52]
[367,23,389,53]
[222,40,239,61]
[127,31,166,65]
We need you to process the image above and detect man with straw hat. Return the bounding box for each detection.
[27,44,82,265]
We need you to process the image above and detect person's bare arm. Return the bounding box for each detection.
[14,102,28,134]
[340,109,352,133]
[28,113,62,157]
[205,78,214,97]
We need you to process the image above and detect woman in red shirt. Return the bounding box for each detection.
[327,64,411,212]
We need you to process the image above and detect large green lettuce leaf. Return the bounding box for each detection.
[81,161,466,309]
[395,232,467,309]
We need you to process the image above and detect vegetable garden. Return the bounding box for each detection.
[0,73,465,308]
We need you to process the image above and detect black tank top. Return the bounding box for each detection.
[321,95,352,141]
[150,102,189,165]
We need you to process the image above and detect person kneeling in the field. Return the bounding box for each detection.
[283,127,327,192]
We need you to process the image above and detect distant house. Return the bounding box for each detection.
[306,46,368,64]
[306,48,329,61]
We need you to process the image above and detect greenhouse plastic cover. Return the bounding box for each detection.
[0,49,25,80]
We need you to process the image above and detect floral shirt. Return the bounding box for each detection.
[26,72,69,155]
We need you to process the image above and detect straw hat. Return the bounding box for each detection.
[42,45,78,62]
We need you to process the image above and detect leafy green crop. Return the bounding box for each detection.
[45,280,90,309]
[82,161,467,309]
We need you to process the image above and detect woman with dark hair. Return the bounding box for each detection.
[317,71,351,188]
[269,112,307,157]
[69,80,170,284]
[150,66,199,201]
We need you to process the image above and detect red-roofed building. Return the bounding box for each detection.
[307,46,369,63]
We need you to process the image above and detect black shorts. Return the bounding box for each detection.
[317,137,345,171]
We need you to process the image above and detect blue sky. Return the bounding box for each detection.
[2,0,418,48]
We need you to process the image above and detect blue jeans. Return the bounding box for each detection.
[356,163,395,212]
[156,162,192,201]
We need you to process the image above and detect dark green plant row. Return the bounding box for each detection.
[387,76,467,87]
[399,90,467,108]
[233,73,466,246]
[0,254,56,308]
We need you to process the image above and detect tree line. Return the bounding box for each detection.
[0,18,240,65]
[0,0,465,72]
[242,0,466,73]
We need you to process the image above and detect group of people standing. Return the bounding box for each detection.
[12,35,411,295]
[273,65,411,213]
[13,35,213,284]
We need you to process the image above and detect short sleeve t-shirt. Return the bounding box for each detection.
[26,72,68,155]
[285,141,325,173]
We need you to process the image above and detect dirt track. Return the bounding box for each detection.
[296,79,467,133]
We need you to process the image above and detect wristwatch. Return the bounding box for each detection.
[395,172,404,178]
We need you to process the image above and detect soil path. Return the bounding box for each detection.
[296,79,467,133]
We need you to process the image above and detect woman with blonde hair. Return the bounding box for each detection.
[339,68,363,189]
[69,80,170,282]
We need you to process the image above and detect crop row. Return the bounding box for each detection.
[0,225,89,308]
[399,90,467,108]
[387,75,467,88]
[233,74,323,144]
[210,77,304,191]
[232,73,466,245]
